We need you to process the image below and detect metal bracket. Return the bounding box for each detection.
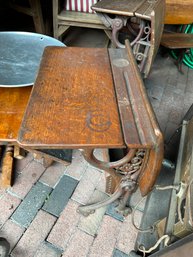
[77,149,146,217]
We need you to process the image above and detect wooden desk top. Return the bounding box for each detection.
[0,87,31,143]
[18,47,124,149]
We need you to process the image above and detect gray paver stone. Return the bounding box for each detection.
[42,175,78,217]
[11,182,52,228]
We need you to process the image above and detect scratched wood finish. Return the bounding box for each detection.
[92,0,146,16]
[109,49,156,148]
[165,0,193,24]
[18,47,124,149]
[161,33,193,49]
[109,41,164,196]
[135,0,164,20]
[0,87,31,142]
[124,40,164,196]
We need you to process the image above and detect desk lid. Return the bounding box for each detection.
[18,47,124,149]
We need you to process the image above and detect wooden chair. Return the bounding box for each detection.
[52,0,111,41]
[161,0,193,71]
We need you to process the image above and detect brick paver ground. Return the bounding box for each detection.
[0,28,193,257]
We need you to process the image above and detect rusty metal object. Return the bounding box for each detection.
[78,148,147,216]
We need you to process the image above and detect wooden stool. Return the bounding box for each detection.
[18,41,164,216]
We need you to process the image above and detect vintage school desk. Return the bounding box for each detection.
[18,41,164,216]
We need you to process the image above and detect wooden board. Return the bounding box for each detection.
[18,47,124,149]
[109,45,159,148]
[58,10,104,24]
[165,0,193,24]
[92,0,146,16]
[0,87,31,142]
[161,33,193,49]
[134,0,164,20]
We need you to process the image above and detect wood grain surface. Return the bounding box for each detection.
[92,0,146,16]
[161,33,193,49]
[123,38,163,196]
[0,87,31,142]
[165,0,193,24]
[18,47,124,149]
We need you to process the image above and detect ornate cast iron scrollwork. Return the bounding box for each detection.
[97,13,151,74]
[77,148,148,216]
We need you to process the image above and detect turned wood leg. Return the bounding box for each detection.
[14,146,26,160]
[1,146,14,188]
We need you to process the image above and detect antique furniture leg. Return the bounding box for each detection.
[33,152,54,168]
[14,145,26,160]
[1,146,14,188]
[78,148,148,216]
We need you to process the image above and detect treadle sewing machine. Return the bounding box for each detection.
[17,41,164,216]
[91,0,165,78]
